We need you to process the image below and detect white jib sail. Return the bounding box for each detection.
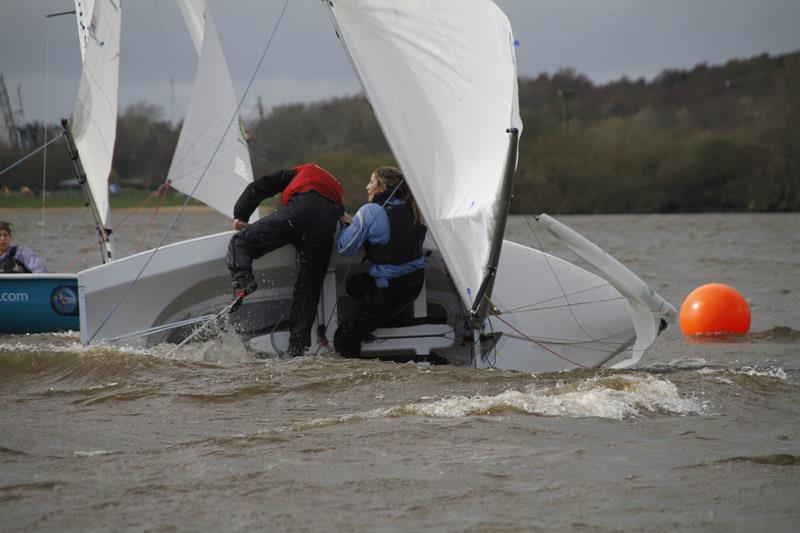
[537,214,677,368]
[167,0,255,220]
[71,0,121,230]
[325,0,523,311]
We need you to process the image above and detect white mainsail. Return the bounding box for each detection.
[167,0,255,220]
[71,0,121,232]
[325,0,522,311]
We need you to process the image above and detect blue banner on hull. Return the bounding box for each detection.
[0,275,81,333]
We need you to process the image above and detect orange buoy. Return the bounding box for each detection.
[679,283,751,336]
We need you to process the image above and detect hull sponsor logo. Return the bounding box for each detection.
[51,285,79,316]
[1,292,29,302]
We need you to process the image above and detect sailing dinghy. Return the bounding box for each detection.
[77,0,675,372]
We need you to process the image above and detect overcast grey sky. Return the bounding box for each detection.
[1,0,798,126]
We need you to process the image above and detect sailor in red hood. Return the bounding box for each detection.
[227,164,344,357]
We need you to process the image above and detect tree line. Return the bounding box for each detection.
[2,51,797,213]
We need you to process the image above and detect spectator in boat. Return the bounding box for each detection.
[334,166,427,358]
[226,164,344,357]
[0,221,48,274]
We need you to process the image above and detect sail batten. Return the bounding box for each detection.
[325,0,522,312]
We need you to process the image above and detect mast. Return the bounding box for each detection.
[61,118,113,263]
[469,127,519,327]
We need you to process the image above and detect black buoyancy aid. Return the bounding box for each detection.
[364,201,427,265]
[0,247,30,273]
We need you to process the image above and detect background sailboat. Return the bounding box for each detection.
[0,0,121,334]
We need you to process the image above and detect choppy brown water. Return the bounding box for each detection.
[1,209,799,531]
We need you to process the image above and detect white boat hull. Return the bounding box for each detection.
[79,232,644,373]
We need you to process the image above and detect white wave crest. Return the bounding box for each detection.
[399,375,704,420]
[696,365,787,380]
[295,375,707,428]
[736,366,787,379]
[74,450,117,457]
[0,340,156,358]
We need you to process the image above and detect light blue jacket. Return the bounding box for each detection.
[337,199,426,287]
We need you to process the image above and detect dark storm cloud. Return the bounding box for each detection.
[1,0,798,124]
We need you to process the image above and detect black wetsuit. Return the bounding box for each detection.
[226,168,342,356]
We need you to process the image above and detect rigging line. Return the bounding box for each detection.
[523,215,599,342]
[107,312,219,344]
[43,206,87,263]
[484,294,592,369]
[425,255,470,321]
[314,260,351,356]
[136,182,170,250]
[469,300,499,368]
[500,333,620,353]
[500,281,613,313]
[152,0,176,122]
[60,190,157,269]
[88,0,292,343]
[503,328,633,353]
[502,295,627,316]
[112,186,160,228]
[41,19,51,253]
[65,238,106,271]
[163,299,242,358]
[0,136,62,177]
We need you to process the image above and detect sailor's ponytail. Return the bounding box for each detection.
[373,166,422,225]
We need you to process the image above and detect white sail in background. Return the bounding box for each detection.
[71,0,121,230]
[325,0,522,311]
[167,0,255,220]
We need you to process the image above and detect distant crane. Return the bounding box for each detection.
[0,74,19,149]
[15,82,25,126]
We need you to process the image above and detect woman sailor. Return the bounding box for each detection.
[334,166,427,358]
